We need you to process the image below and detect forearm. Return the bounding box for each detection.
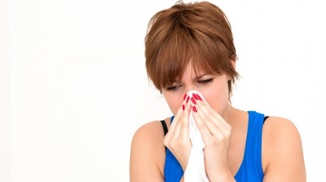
[207,169,236,182]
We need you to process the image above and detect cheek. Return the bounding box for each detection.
[171,104,180,115]
[163,94,183,115]
[201,85,229,114]
[207,95,229,114]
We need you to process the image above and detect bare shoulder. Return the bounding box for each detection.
[130,120,166,182]
[263,116,301,140]
[131,119,168,148]
[262,116,306,181]
[131,119,166,151]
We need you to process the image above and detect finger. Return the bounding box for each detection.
[194,96,230,135]
[171,95,192,142]
[165,95,190,143]
[191,102,230,145]
[191,104,215,142]
[193,92,226,126]
[180,97,191,140]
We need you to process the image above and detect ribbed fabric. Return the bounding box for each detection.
[164,111,265,182]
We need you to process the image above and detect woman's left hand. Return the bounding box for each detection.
[190,93,234,181]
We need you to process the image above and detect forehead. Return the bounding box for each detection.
[180,62,209,77]
[174,60,216,81]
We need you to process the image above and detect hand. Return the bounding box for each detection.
[163,95,192,170]
[191,93,233,181]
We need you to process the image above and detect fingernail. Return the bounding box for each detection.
[195,93,202,100]
[192,93,199,100]
[183,94,187,100]
[192,93,196,98]
[186,96,190,103]
[191,97,197,104]
[182,104,185,110]
[192,106,197,112]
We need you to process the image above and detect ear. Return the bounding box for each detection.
[227,57,237,81]
[230,56,237,70]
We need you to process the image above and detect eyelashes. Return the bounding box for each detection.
[197,78,213,84]
[166,84,181,91]
[165,78,214,91]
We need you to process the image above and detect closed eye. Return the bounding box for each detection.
[166,84,182,91]
[197,78,213,84]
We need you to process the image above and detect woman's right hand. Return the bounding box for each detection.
[163,95,192,170]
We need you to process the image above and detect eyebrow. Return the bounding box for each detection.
[194,73,211,80]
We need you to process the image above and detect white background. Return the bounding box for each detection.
[1,0,325,181]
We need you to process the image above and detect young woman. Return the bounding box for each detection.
[130,1,306,181]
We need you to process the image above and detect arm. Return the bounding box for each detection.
[191,96,236,182]
[262,117,306,181]
[130,121,165,182]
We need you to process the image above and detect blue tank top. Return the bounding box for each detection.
[164,111,265,182]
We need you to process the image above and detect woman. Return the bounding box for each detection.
[130,1,306,181]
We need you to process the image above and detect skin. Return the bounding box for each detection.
[130,61,306,182]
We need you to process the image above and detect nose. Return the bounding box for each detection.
[183,85,199,97]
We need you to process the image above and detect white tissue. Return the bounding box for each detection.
[184,90,209,182]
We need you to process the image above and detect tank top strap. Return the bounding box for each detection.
[160,120,168,136]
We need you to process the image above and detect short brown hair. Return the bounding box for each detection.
[145,1,238,95]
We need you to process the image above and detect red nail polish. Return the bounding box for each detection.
[183,94,187,100]
[193,93,199,100]
[192,106,197,112]
[192,93,196,98]
[191,97,197,104]
[195,93,202,100]
[186,96,190,103]
[182,104,185,110]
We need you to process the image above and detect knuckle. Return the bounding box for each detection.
[163,137,170,147]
